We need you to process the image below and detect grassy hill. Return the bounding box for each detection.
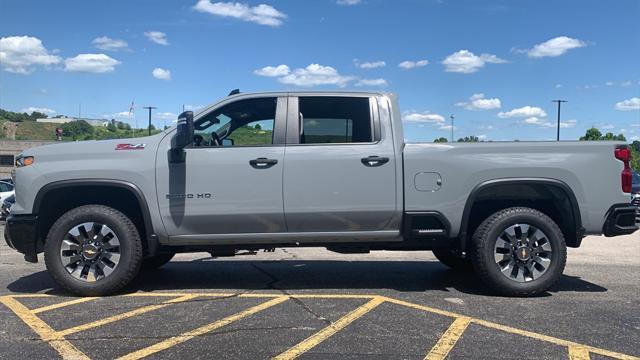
[0,119,161,141]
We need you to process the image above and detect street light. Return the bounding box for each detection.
[552,100,567,141]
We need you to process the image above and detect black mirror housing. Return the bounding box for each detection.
[169,111,194,162]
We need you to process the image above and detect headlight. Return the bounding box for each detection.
[15,156,34,168]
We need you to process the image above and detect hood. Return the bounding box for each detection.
[20,132,168,163]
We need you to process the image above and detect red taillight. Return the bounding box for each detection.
[615,146,632,193]
[615,147,631,162]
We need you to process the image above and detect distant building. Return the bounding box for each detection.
[37,117,109,127]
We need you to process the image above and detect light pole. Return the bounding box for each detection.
[143,106,157,136]
[552,100,567,141]
[450,114,455,143]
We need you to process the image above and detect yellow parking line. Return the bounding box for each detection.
[124,292,379,299]
[424,317,471,360]
[57,294,198,337]
[381,296,462,319]
[124,292,233,297]
[274,296,386,360]
[117,296,290,360]
[32,297,99,314]
[472,319,638,360]
[0,295,89,360]
[568,346,591,360]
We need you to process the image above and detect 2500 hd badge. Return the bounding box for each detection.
[165,193,212,199]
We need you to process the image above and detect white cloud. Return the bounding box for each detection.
[92,36,128,51]
[356,78,388,87]
[185,104,205,111]
[555,84,563,89]
[337,0,361,4]
[620,80,632,87]
[144,31,169,45]
[615,97,640,111]
[455,93,501,111]
[522,117,577,128]
[403,111,445,123]
[526,36,587,58]
[355,60,386,69]
[601,124,615,130]
[438,124,455,131]
[605,81,615,86]
[442,50,506,73]
[498,106,547,118]
[64,53,120,73]
[398,59,429,69]
[193,0,286,27]
[254,64,290,77]
[152,67,171,80]
[278,64,355,87]
[156,112,177,120]
[21,107,56,115]
[0,35,61,74]
[103,111,133,119]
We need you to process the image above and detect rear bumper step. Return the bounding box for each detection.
[603,203,639,237]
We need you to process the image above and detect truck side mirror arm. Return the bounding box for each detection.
[169,111,194,163]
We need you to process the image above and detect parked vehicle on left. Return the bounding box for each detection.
[1,194,15,221]
[0,181,14,203]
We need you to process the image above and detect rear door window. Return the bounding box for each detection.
[298,97,372,144]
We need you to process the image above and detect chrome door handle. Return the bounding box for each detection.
[250,157,278,169]
[361,156,389,167]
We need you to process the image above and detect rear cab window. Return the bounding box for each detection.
[298,97,374,144]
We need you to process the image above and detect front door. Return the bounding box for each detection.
[282,95,397,232]
[156,96,287,237]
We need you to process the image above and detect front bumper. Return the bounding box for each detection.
[4,214,40,262]
[603,203,639,237]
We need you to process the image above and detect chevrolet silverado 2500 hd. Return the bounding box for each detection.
[5,91,638,296]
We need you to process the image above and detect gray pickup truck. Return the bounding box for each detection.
[5,91,638,296]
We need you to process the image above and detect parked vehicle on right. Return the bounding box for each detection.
[632,172,640,195]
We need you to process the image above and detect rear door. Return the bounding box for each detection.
[282,95,397,232]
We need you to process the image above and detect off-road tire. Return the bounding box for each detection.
[44,205,143,296]
[469,207,567,297]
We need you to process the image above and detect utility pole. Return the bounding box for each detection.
[450,114,455,143]
[143,106,157,136]
[552,100,567,141]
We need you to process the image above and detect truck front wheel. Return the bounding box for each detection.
[44,205,143,296]
[469,207,567,297]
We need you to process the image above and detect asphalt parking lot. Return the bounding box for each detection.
[0,227,638,360]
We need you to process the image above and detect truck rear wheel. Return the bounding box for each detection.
[44,205,143,296]
[469,207,567,297]
[432,249,472,271]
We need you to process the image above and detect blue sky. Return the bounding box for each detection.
[1,0,639,141]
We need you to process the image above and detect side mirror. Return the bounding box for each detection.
[222,138,234,147]
[169,111,194,163]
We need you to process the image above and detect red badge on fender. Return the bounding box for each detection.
[115,143,146,150]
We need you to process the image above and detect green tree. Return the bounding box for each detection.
[457,136,480,142]
[254,123,262,130]
[107,122,117,132]
[631,141,640,172]
[579,127,625,141]
[433,137,448,143]
[61,120,94,140]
